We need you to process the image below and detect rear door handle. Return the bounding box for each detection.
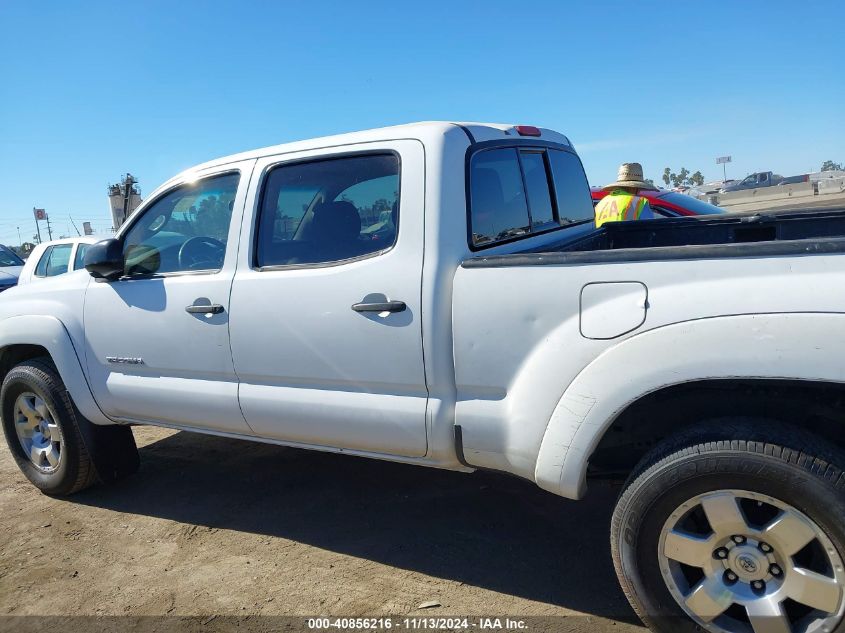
[351,300,406,313]
[186,303,225,315]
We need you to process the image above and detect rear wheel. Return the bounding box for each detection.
[611,420,845,633]
[1,358,98,495]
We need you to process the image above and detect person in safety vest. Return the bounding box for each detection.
[594,163,657,228]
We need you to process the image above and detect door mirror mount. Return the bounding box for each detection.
[84,238,124,281]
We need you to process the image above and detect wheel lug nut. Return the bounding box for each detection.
[759,542,772,553]
[731,535,746,544]
[752,580,765,592]
[770,564,782,577]
[725,571,738,583]
[714,547,729,559]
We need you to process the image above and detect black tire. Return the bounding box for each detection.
[611,419,845,633]
[1,357,99,495]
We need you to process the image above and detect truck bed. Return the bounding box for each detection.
[463,209,845,268]
[453,207,845,483]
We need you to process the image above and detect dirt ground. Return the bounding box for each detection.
[0,426,645,632]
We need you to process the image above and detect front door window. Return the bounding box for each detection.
[121,173,240,275]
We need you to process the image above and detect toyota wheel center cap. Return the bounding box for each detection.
[729,546,766,580]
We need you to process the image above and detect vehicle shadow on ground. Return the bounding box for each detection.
[73,430,639,624]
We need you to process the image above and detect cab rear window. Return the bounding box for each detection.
[469,146,594,248]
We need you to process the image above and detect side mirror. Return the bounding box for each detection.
[84,239,124,281]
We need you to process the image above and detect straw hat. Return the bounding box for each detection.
[602,163,657,191]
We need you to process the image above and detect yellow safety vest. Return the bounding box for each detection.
[594,191,653,228]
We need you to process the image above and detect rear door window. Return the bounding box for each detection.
[35,247,53,276]
[37,243,73,277]
[256,153,399,267]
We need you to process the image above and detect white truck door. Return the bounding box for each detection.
[229,141,428,457]
[83,161,256,434]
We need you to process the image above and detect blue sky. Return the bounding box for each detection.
[0,0,842,245]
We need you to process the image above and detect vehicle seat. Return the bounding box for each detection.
[308,200,364,262]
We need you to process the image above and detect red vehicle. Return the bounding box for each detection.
[591,187,724,218]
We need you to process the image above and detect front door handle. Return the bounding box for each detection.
[351,300,406,313]
[186,303,225,315]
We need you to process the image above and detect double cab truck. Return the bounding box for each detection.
[4,122,845,633]
[719,170,809,193]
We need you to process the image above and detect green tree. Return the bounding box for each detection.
[664,166,705,188]
[670,168,690,188]
[194,194,234,241]
[821,160,844,172]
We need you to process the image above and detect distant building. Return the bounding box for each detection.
[108,174,143,230]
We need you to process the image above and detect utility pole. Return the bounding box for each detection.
[17,227,21,248]
[123,173,136,226]
[33,208,42,244]
[45,213,53,240]
[69,215,81,236]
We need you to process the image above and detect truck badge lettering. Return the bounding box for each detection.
[106,356,145,365]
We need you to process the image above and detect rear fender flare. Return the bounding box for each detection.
[535,313,845,499]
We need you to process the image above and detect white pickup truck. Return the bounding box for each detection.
[3,122,845,633]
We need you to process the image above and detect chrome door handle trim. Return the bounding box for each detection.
[351,300,406,313]
[186,304,224,314]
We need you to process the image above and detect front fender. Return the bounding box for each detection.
[0,315,111,425]
[535,313,845,499]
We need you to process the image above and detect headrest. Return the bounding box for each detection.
[311,201,361,243]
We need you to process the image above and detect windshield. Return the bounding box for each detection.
[654,192,724,215]
[0,246,23,267]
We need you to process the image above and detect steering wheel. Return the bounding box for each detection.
[178,236,226,270]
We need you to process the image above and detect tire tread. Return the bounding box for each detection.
[3,357,98,494]
[611,418,845,632]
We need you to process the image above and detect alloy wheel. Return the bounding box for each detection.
[13,391,63,472]
[658,489,845,633]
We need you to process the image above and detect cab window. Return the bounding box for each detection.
[469,146,593,248]
[546,150,594,225]
[256,153,399,267]
[120,173,239,275]
[35,247,53,276]
[35,244,73,277]
[520,150,556,231]
[470,148,530,247]
[73,244,89,270]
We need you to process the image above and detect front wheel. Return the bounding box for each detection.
[611,420,845,633]
[1,358,99,495]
